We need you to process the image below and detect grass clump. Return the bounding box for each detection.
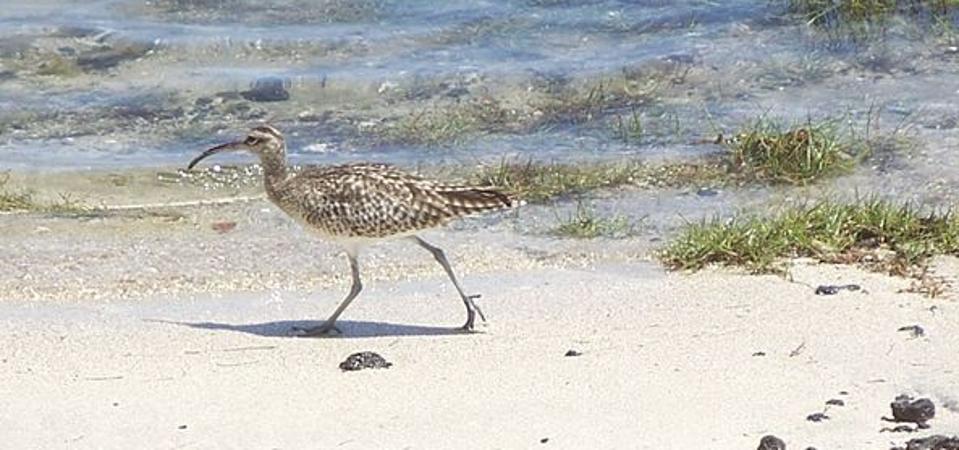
[785,0,959,26]
[0,174,36,211]
[0,173,93,215]
[373,97,518,146]
[529,75,658,129]
[726,119,861,184]
[612,108,645,144]
[552,203,633,239]
[661,199,959,278]
[472,158,731,203]
[474,159,643,203]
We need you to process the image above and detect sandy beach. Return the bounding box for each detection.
[1,210,957,449]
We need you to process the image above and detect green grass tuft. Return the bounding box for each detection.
[473,159,643,203]
[660,199,959,275]
[552,203,633,239]
[0,173,94,215]
[0,174,36,211]
[785,0,959,26]
[726,119,861,185]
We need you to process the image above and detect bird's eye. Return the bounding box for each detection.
[245,137,259,145]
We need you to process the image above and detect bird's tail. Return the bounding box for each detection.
[436,185,520,216]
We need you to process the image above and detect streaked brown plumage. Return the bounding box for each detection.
[188,125,517,336]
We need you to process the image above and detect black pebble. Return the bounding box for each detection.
[178,425,187,430]
[815,285,840,295]
[564,349,582,357]
[826,399,845,406]
[897,325,926,338]
[757,435,786,450]
[807,412,830,422]
[889,394,935,427]
[696,187,719,197]
[895,435,959,450]
[752,351,766,357]
[540,438,549,444]
[339,351,392,371]
[815,284,861,295]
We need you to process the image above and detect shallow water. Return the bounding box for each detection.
[2,1,959,228]
[0,0,819,168]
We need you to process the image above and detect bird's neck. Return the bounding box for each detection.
[258,149,289,196]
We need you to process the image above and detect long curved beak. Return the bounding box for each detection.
[187,141,246,170]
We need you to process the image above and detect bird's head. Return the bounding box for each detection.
[187,125,285,170]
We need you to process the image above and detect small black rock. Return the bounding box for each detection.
[897,325,926,338]
[882,425,918,433]
[241,76,291,102]
[339,351,392,371]
[826,399,845,406]
[564,349,582,357]
[806,412,830,422]
[696,187,719,197]
[752,351,767,357]
[178,425,187,430]
[815,284,861,295]
[888,394,935,428]
[897,435,959,450]
[757,435,786,450]
[540,437,549,444]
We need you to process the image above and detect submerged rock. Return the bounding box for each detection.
[241,76,291,102]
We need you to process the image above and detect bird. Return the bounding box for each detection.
[187,125,518,337]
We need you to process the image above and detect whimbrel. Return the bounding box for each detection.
[187,125,517,336]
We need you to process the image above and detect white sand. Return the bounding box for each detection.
[1,261,957,449]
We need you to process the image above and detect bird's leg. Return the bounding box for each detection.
[293,253,362,337]
[412,236,485,331]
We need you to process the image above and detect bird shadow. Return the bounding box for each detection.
[144,318,472,339]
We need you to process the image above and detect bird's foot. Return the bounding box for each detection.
[291,322,343,338]
[461,294,485,332]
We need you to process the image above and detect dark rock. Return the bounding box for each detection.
[339,351,392,371]
[894,435,959,450]
[882,425,919,433]
[806,412,830,422]
[757,435,786,450]
[826,399,845,406]
[540,438,549,444]
[815,284,861,295]
[897,325,926,338]
[76,41,154,70]
[887,394,935,428]
[241,76,291,102]
[177,425,187,430]
[752,351,766,357]
[564,349,582,357]
[696,187,719,197]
